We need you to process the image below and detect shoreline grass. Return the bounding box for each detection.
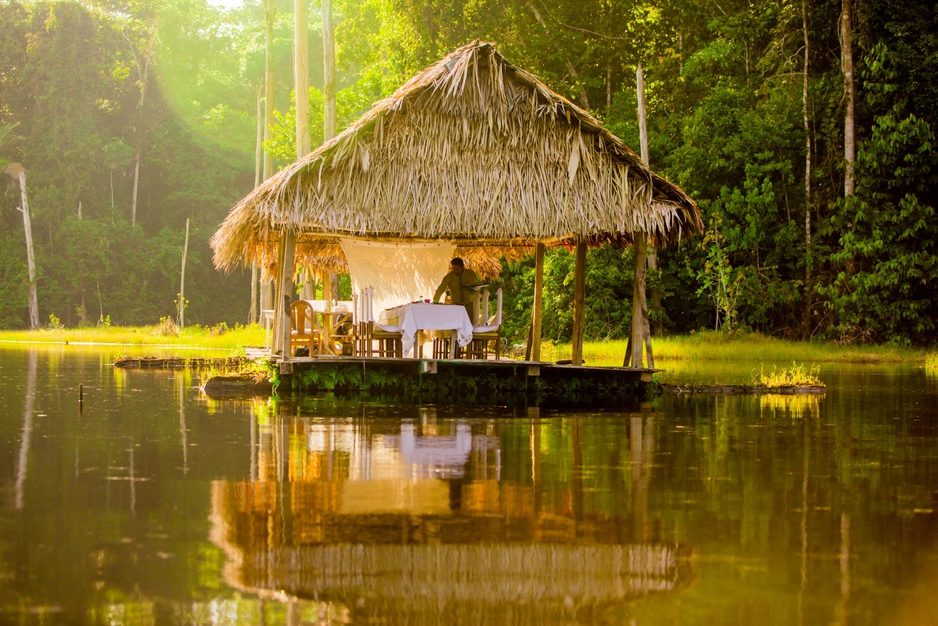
[0,324,266,353]
[752,362,824,388]
[539,330,927,367]
[1,326,928,372]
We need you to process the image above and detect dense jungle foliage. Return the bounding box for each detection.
[0,0,934,345]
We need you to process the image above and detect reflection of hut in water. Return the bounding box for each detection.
[210,431,695,621]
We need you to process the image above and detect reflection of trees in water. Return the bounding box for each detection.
[207,404,694,621]
[15,350,38,509]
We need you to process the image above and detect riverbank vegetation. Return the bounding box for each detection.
[540,331,926,367]
[752,363,824,388]
[0,323,265,351]
[1,0,934,347]
[1,326,924,369]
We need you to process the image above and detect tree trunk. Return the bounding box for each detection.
[636,64,650,165]
[125,34,151,229]
[254,85,263,189]
[131,147,141,227]
[525,0,590,110]
[19,170,39,330]
[628,233,648,368]
[636,64,660,333]
[260,0,277,329]
[178,218,189,329]
[322,0,339,297]
[14,169,40,330]
[264,0,276,180]
[802,0,814,337]
[842,0,855,198]
[250,87,263,324]
[295,0,310,158]
[803,0,812,266]
[323,0,336,141]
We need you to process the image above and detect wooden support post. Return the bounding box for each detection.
[572,238,587,366]
[531,242,545,362]
[249,263,258,324]
[272,231,296,357]
[322,272,332,303]
[629,233,648,368]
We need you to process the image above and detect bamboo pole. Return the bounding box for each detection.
[571,239,586,366]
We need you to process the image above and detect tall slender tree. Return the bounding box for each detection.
[842,0,855,198]
[3,163,39,329]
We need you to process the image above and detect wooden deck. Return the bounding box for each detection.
[266,355,656,408]
[113,349,657,407]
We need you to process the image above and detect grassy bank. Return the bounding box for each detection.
[539,331,928,367]
[1,326,927,363]
[2,325,931,385]
[0,323,266,352]
[538,331,931,386]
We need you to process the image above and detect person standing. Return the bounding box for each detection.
[433,257,481,320]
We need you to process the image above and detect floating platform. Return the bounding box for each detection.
[202,355,656,408]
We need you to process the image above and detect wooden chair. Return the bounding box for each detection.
[466,288,502,360]
[356,287,403,358]
[290,300,321,357]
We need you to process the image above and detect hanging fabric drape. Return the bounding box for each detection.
[339,239,456,314]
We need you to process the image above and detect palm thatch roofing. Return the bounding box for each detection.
[211,41,701,274]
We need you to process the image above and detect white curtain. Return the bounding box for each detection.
[339,238,456,315]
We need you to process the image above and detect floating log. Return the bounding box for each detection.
[113,355,252,370]
[661,384,826,395]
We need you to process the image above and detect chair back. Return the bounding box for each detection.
[477,288,502,327]
[479,289,490,325]
[361,286,376,323]
[291,300,317,335]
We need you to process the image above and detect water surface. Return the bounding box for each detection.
[1,345,936,624]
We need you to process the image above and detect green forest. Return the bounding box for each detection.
[0,0,935,346]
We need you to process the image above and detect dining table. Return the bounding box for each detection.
[304,300,353,356]
[379,302,474,358]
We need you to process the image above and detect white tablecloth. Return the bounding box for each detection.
[379,303,474,357]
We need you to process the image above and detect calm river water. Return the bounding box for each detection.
[0,345,936,625]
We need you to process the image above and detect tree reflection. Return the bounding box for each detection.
[15,350,37,509]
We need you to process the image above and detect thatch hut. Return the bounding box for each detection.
[211,41,700,360]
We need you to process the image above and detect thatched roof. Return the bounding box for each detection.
[211,41,700,272]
